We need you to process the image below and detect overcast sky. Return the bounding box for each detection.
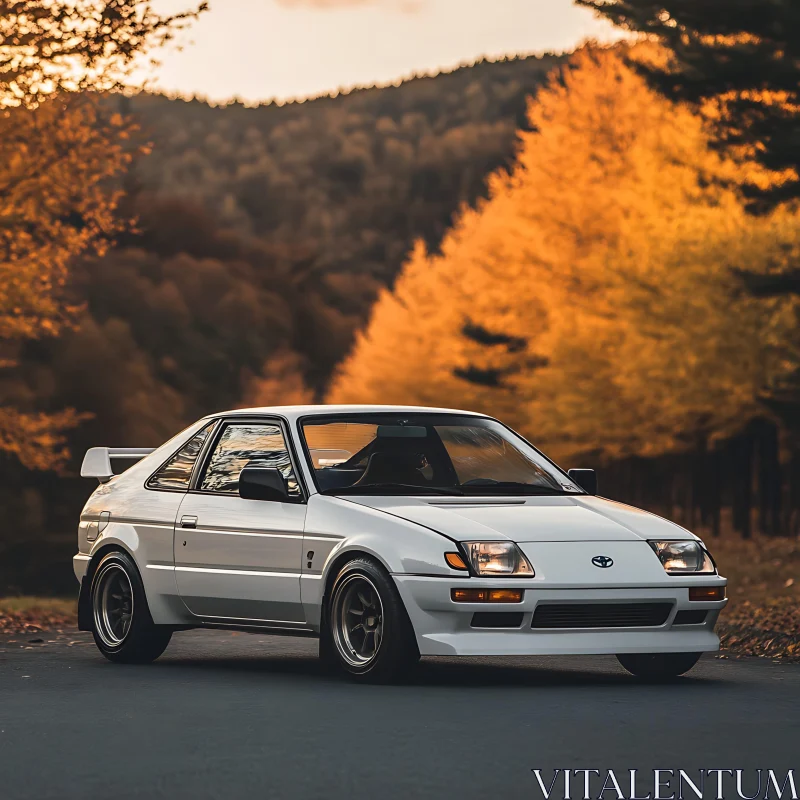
[138,0,619,104]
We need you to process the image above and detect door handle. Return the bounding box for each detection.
[180,515,198,529]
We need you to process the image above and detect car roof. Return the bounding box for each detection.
[203,404,486,423]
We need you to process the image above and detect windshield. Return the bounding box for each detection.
[299,414,582,496]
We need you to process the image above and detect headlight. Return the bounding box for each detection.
[464,542,535,576]
[649,540,716,575]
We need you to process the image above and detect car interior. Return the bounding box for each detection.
[312,425,457,491]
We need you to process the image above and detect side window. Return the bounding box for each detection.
[148,423,214,490]
[200,422,301,498]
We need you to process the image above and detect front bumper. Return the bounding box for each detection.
[393,575,727,656]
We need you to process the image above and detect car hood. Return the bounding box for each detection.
[341,494,696,543]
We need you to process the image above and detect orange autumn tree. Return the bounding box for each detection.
[0,1,205,469]
[328,46,799,464]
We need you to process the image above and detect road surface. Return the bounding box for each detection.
[1,630,798,800]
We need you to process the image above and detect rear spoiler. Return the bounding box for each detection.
[81,447,155,483]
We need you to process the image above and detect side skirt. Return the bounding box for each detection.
[198,620,319,638]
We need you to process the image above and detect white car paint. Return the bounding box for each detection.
[74,404,727,656]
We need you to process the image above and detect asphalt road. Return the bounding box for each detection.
[1,630,798,800]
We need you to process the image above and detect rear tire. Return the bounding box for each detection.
[326,557,419,683]
[90,551,172,664]
[617,652,702,679]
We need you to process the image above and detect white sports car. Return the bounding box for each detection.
[75,405,727,682]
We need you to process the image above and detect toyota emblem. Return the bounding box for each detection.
[591,555,614,568]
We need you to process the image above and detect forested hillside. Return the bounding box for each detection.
[0,53,562,592]
[127,53,562,387]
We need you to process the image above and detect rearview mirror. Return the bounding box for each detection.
[568,468,597,496]
[239,466,290,502]
[377,424,427,438]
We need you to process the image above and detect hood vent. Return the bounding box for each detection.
[425,499,527,508]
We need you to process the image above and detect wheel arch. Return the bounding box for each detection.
[77,542,138,631]
[319,547,395,632]
[318,545,421,680]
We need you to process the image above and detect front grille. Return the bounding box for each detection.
[531,602,672,629]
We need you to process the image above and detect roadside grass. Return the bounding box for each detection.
[1,537,798,656]
[710,535,800,605]
[708,536,800,659]
[0,596,76,634]
[0,596,76,614]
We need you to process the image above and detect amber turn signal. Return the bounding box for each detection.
[445,552,469,570]
[487,589,525,603]
[689,586,725,601]
[451,588,524,603]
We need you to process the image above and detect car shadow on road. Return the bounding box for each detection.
[150,646,730,690]
[410,657,728,689]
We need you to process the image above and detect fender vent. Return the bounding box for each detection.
[532,602,672,629]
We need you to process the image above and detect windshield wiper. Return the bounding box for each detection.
[323,482,465,496]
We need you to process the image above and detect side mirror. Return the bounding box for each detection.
[568,468,597,496]
[239,466,290,502]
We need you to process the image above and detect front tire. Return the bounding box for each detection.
[90,551,172,664]
[325,557,419,683]
[617,652,702,679]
